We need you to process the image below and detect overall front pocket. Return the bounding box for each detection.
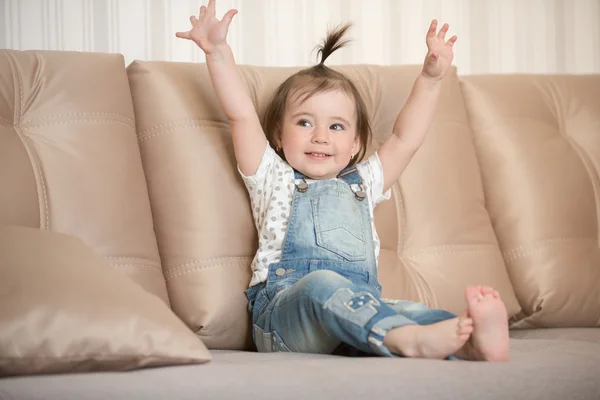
[311,195,366,261]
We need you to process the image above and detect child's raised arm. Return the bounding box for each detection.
[176,0,267,176]
[377,19,457,193]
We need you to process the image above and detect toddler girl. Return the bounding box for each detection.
[177,0,510,361]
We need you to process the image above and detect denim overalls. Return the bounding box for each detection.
[245,165,456,357]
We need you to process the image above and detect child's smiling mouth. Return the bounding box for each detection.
[305,152,332,159]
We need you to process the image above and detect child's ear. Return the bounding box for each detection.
[352,136,361,158]
[274,133,282,151]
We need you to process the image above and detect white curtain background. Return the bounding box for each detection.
[1,0,599,75]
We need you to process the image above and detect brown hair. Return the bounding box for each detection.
[262,22,372,167]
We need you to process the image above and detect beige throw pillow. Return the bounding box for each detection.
[0,226,211,377]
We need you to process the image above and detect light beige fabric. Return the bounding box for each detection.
[367,66,520,317]
[128,61,521,349]
[2,342,600,400]
[510,328,600,343]
[127,61,261,350]
[461,75,600,328]
[0,226,211,377]
[3,47,597,361]
[0,50,168,304]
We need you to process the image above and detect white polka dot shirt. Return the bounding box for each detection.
[239,145,391,287]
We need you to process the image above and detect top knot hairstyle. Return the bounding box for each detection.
[262,22,372,167]
[315,22,352,65]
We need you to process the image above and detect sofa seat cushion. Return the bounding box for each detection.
[1,338,599,400]
[510,327,600,343]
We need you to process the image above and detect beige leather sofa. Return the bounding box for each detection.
[0,49,599,399]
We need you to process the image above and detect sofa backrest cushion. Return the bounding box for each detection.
[461,74,600,328]
[0,50,168,303]
[128,61,520,349]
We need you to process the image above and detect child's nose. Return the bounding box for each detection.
[312,126,330,143]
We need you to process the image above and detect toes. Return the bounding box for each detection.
[461,325,474,335]
[465,286,481,303]
[458,316,473,329]
[480,286,495,295]
[483,291,501,301]
[458,330,472,338]
[457,321,474,336]
[470,286,503,300]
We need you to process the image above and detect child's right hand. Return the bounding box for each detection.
[175,0,238,55]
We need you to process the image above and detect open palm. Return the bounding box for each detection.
[422,19,457,80]
[175,0,237,55]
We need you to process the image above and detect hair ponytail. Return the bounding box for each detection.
[315,22,353,65]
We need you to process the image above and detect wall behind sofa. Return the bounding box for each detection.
[1,0,599,75]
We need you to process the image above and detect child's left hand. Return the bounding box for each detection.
[422,19,457,80]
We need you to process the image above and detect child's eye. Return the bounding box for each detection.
[330,123,344,131]
[298,119,312,127]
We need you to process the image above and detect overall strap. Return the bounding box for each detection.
[293,166,365,199]
[336,166,362,185]
[293,166,363,185]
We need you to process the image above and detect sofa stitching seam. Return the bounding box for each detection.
[6,52,49,229]
[405,243,498,252]
[23,112,134,125]
[164,260,250,280]
[137,123,226,143]
[164,256,253,272]
[24,119,135,129]
[5,51,22,123]
[109,263,163,271]
[104,256,160,264]
[20,128,50,229]
[137,119,228,136]
[403,244,499,261]
[504,237,598,262]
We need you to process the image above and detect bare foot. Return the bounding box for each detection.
[460,286,510,362]
[383,315,473,359]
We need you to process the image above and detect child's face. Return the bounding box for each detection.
[278,89,360,180]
